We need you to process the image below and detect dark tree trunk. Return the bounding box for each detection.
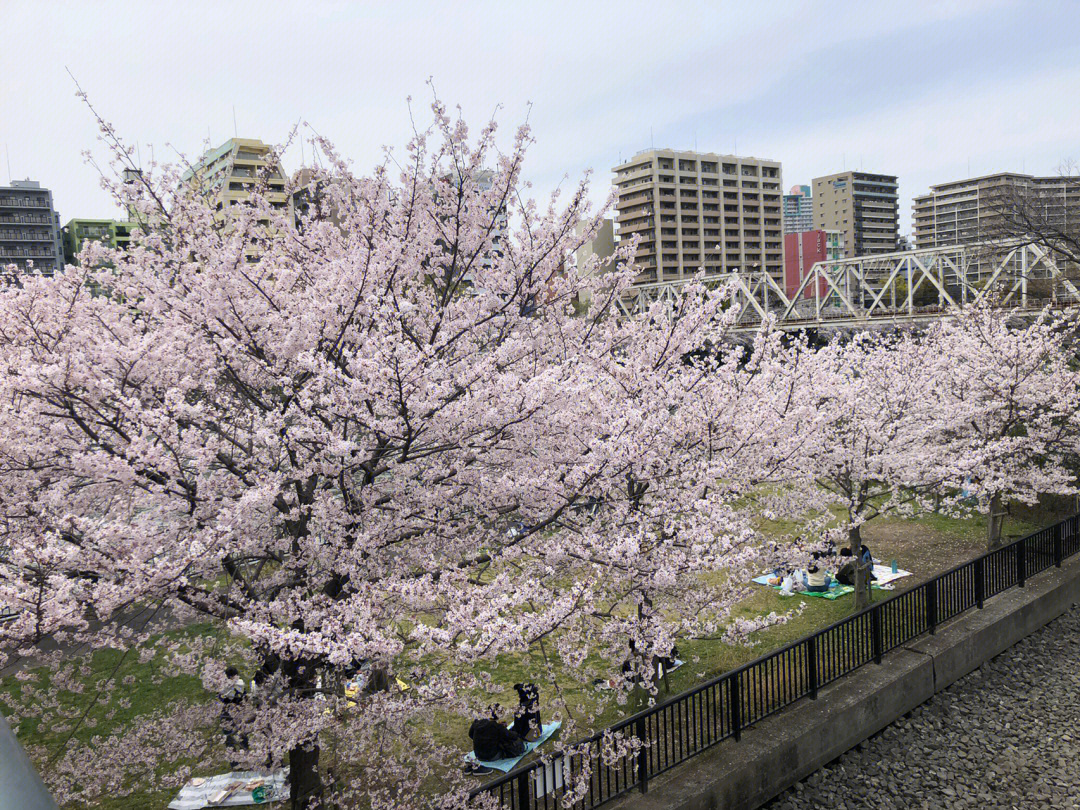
[281,652,324,810]
[987,492,1007,550]
[849,525,870,611]
[289,742,322,810]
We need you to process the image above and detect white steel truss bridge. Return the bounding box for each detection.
[615,242,1080,331]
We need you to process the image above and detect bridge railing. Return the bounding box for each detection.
[470,512,1080,809]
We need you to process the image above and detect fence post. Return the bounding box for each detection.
[636,717,648,794]
[926,580,937,635]
[807,635,819,700]
[729,672,742,742]
[517,769,530,809]
[975,557,984,609]
[1017,537,1026,588]
[1054,523,1063,568]
[871,605,883,664]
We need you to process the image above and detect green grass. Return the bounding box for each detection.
[2,501,1070,808]
[0,621,234,810]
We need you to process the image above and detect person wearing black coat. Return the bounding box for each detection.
[468,718,525,762]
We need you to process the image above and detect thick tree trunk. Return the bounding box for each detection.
[289,742,322,810]
[281,652,324,810]
[987,492,1007,550]
[849,525,870,611]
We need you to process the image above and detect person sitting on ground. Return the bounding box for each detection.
[469,706,526,762]
[860,543,874,566]
[219,666,249,765]
[657,645,681,674]
[835,547,877,585]
[835,547,857,585]
[806,560,831,592]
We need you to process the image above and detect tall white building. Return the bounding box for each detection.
[613,149,783,285]
[783,184,813,234]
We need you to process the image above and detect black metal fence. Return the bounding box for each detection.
[471,513,1080,809]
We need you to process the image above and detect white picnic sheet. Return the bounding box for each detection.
[168,770,288,809]
[872,563,912,585]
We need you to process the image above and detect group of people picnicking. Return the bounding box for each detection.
[766,543,878,594]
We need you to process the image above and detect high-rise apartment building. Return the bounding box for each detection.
[0,180,64,275]
[181,138,289,218]
[783,184,813,234]
[913,172,1080,250]
[613,149,783,285]
[812,171,898,258]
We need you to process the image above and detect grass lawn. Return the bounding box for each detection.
[1,498,1071,808]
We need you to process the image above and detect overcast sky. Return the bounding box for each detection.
[4,0,1079,234]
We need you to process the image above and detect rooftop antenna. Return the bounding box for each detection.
[5,144,11,183]
[233,106,238,138]
[650,127,654,150]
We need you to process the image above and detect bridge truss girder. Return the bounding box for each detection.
[615,242,1080,330]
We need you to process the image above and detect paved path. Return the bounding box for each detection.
[766,605,1080,810]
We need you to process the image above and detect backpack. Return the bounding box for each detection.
[511,683,542,741]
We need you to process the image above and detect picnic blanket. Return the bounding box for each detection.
[464,721,561,773]
[872,563,912,585]
[168,770,288,809]
[753,563,913,600]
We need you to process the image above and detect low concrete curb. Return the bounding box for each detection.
[609,552,1080,810]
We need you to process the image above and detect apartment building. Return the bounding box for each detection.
[62,218,137,265]
[912,172,1080,249]
[181,138,289,217]
[783,229,844,300]
[783,184,813,234]
[0,180,64,275]
[613,149,783,285]
[812,171,898,258]
[574,218,615,269]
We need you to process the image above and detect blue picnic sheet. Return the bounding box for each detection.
[464,721,562,772]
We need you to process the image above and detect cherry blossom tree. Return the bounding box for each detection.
[926,304,1080,548]
[793,329,951,610]
[0,101,799,809]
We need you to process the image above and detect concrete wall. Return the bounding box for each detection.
[611,552,1080,810]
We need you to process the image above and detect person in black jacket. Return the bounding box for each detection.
[468,717,525,762]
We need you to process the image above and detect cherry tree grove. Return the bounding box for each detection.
[0,104,808,810]
[1,100,1078,810]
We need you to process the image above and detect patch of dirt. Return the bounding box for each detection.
[861,521,982,588]
[863,494,1075,590]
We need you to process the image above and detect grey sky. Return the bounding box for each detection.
[3,0,1079,234]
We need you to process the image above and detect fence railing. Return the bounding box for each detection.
[471,513,1080,809]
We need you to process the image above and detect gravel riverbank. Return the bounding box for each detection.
[765,605,1080,810]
